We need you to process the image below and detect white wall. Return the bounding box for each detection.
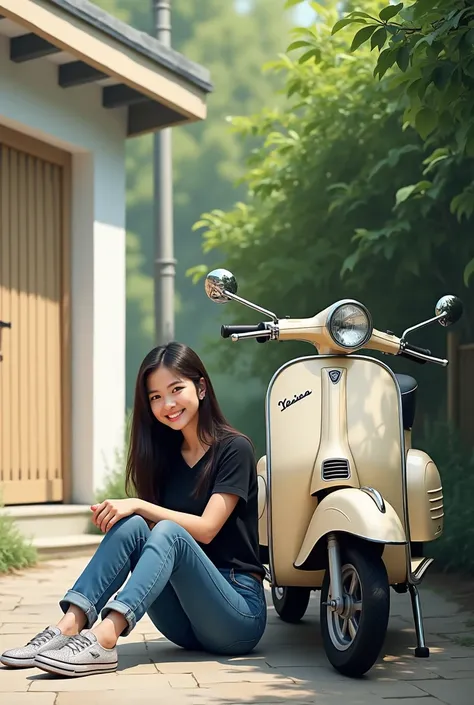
[0,35,127,503]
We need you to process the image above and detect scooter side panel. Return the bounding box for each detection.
[267,356,405,587]
[266,357,325,586]
[406,449,444,541]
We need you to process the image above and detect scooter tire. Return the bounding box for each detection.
[320,545,390,678]
[271,586,311,624]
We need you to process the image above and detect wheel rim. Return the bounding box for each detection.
[274,587,285,600]
[326,563,363,652]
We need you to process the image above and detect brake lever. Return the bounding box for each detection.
[231,330,272,342]
[403,349,449,367]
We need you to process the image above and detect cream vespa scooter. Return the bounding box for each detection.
[204,268,463,679]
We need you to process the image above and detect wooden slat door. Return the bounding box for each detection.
[0,128,70,505]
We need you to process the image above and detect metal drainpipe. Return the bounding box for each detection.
[153,0,175,344]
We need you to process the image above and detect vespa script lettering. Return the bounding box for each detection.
[278,390,312,412]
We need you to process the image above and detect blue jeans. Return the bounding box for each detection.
[59,516,267,655]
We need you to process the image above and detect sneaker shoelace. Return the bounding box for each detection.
[67,633,94,655]
[27,628,56,648]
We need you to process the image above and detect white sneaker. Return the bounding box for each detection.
[0,626,72,668]
[35,630,118,677]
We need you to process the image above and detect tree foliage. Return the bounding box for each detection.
[191,0,474,441]
[328,0,474,285]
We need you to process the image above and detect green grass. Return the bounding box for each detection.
[0,500,37,574]
[451,634,474,648]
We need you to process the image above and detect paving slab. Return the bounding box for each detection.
[1,556,474,704]
[413,678,474,705]
[2,695,56,705]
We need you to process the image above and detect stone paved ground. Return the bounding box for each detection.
[1,557,474,704]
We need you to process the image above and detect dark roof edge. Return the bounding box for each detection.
[42,0,213,93]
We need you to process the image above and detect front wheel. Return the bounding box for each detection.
[271,586,311,623]
[320,545,390,678]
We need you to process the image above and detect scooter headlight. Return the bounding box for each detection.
[327,300,372,349]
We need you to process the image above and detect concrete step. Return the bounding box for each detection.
[1,503,94,539]
[0,504,103,559]
[34,534,103,560]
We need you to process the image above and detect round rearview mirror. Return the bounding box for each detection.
[205,268,238,304]
[435,295,463,327]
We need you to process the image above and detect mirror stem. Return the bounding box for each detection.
[402,313,447,341]
[224,290,278,322]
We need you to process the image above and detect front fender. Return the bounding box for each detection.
[294,488,406,568]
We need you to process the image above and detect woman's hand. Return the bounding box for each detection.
[90,498,139,533]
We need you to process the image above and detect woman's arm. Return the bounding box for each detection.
[91,493,239,543]
[136,493,239,544]
[93,437,254,540]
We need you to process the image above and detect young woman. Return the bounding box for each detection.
[1,342,267,677]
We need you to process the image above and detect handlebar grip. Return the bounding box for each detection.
[399,342,432,365]
[404,342,432,356]
[399,351,427,365]
[220,324,264,339]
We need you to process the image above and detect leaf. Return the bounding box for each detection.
[185,264,208,284]
[412,0,441,20]
[388,144,420,165]
[284,0,304,8]
[431,62,455,90]
[396,45,410,72]
[379,3,404,23]
[287,40,313,51]
[423,147,450,165]
[422,147,450,174]
[341,251,360,276]
[351,25,378,52]
[390,30,405,43]
[464,258,474,287]
[450,187,474,222]
[415,108,438,140]
[287,81,300,98]
[395,181,432,207]
[347,11,378,20]
[371,26,387,51]
[407,78,426,100]
[332,17,367,35]
[396,184,417,205]
[374,47,398,78]
[192,220,209,231]
[298,48,322,64]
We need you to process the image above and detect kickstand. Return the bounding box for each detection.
[408,583,430,658]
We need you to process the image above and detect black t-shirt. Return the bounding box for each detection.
[159,434,265,577]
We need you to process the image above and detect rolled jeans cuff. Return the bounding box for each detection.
[59,590,98,630]
[101,599,136,636]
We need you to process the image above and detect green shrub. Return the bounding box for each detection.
[89,446,130,534]
[96,446,129,502]
[417,420,474,575]
[0,500,37,574]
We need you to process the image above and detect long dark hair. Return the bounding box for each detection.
[125,342,248,502]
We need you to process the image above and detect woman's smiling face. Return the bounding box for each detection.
[146,364,205,432]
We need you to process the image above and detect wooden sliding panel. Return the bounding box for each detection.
[0,135,70,505]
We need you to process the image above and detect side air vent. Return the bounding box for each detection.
[322,458,350,481]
